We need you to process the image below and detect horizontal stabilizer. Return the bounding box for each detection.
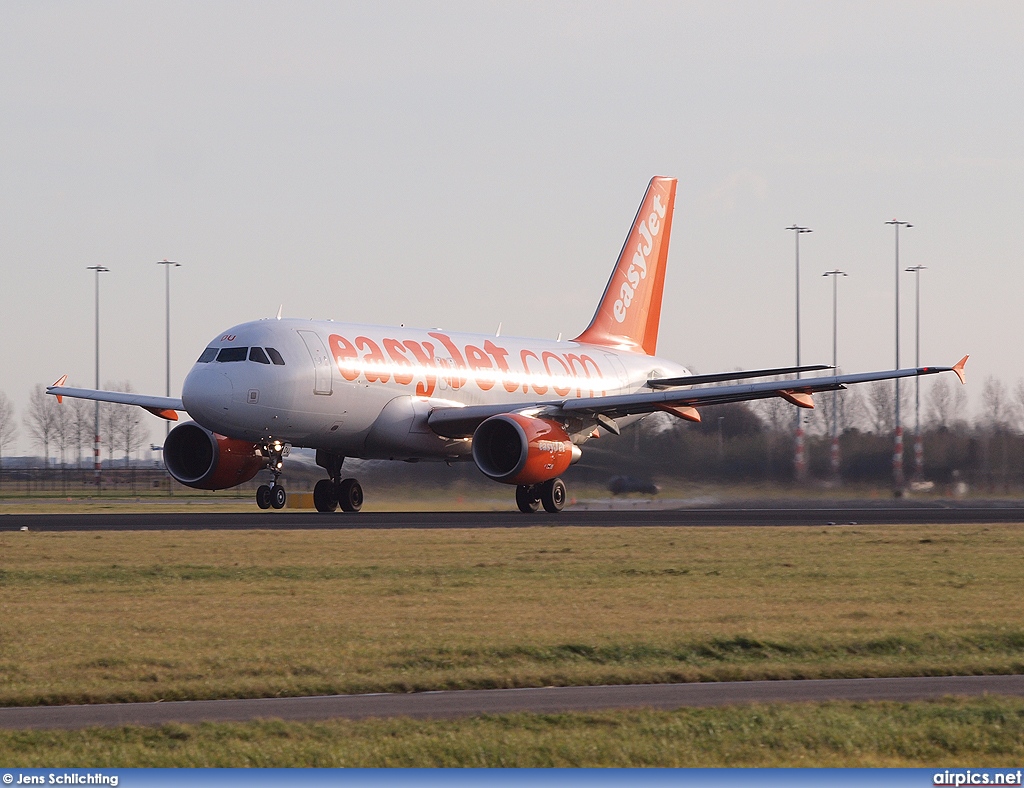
[647,364,832,389]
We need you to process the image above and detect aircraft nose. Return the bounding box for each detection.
[182,364,233,425]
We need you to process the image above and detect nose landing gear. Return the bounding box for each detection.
[313,450,363,513]
[257,483,287,509]
[256,440,289,510]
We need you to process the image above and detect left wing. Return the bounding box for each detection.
[46,379,184,421]
[427,356,968,438]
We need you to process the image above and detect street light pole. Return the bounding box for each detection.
[885,219,912,492]
[823,269,847,481]
[156,260,181,443]
[906,264,927,482]
[86,265,110,492]
[786,225,812,481]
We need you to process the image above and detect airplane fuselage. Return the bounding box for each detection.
[181,318,690,461]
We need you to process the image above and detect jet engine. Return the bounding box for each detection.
[471,414,581,485]
[163,421,266,490]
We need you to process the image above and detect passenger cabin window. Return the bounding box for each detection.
[197,347,218,363]
[216,347,248,363]
[249,347,270,364]
[265,347,285,366]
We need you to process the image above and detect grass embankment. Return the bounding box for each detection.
[4,699,1024,767]
[0,524,1022,707]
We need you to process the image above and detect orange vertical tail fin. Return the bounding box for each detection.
[573,176,677,355]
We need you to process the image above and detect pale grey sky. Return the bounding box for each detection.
[2,2,1022,454]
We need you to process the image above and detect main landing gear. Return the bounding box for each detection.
[313,450,363,513]
[256,440,288,510]
[313,478,363,513]
[516,478,567,514]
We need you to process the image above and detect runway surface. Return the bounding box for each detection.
[3,501,1024,531]
[2,675,1023,729]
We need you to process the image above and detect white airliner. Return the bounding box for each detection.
[48,177,967,513]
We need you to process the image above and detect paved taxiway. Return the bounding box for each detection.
[2,675,1023,729]
[2,502,1024,531]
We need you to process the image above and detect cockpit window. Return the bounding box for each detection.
[265,347,286,366]
[197,347,218,363]
[216,347,248,362]
[249,347,270,365]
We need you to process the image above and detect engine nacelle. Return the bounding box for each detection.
[472,414,581,485]
[163,422,266,491]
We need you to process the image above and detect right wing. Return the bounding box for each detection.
[561,358,967,419]
[46,379,184,421]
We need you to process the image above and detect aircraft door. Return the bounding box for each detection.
[298,330,333,395]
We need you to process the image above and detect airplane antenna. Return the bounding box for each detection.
[495,322,502,337]
[556,332,562,342]
[276,305,283,320]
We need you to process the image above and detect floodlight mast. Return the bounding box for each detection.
[906,263,928,481]
[786,225,812,481]
[157,260,181,440]
[86,265,110,492]
[885,220,912,491]
[823,269,848,480]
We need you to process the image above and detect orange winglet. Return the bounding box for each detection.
[952,355,969,385]
[658,404,701,423]
[144,407,179,421]
[52,374,68,403]
[779,390,815,409]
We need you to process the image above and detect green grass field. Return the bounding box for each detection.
[4,699,1024,767]
[1,523,1022,706]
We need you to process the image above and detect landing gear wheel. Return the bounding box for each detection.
[270,485,287,510]
[540,478,566,513]
[256,484,273,510]
[337,478,363,512]
[516,484,541,513]
[313,479,339,512]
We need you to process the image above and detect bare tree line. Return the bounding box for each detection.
[0,392,17,469]
[753,375,984,437]
[8,382,149,467]
[0,372,1020,469]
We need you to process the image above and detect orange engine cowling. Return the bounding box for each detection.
[472,414,581,485]
[163,422,266,491]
